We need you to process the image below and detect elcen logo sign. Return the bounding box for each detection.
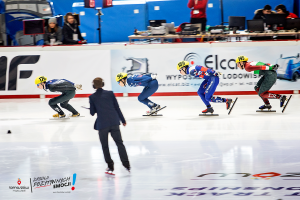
[0,55,40,91]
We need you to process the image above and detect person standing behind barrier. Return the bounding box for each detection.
[188,0,209,32]
[44,18,62,45]
[63,13,87,44]
[89,77,130,175]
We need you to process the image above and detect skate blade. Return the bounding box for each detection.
[105,172,115,175]
[143,114,163,116]
[282,95,292,113]
[199,113,219,116]
[69,115,85,118]
[256,110,276,112]
[81,106,90,110]
[49,117,70,120]
[228,97,238,115]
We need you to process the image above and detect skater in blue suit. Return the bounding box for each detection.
[116,73,161,115]
[177,61,233,114]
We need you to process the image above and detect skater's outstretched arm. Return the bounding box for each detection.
[111,92,126,124]
[244,62,276,72]
[89,96,96,116]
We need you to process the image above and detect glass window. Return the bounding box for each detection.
[38,4,52,15]
[6,4,18,10]
[19,4,37,12]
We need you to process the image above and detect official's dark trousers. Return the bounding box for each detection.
[190,18,207,32]
[98,125,130,170]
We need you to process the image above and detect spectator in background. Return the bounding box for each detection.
[253,5,275,19]
[44,18,62,45]
[63,13,87,44]
[275,4,298,18]
[188,0,208,32]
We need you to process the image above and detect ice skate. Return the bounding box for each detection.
[226,99,232,110]
[105,168,115,175]
[282,95,292,113]
[280,95,287,107]
[125,166,131,173]
[202,107,214,114]
[199,107,219,116]
[228,97,238,115]
[53,113,66,118]
[143,104,166,116]
[256,104,276,112]
[50,113,70,120]
[69,113,84,118]
[70,113,80,117]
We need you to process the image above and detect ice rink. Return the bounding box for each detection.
[0,95,299,200]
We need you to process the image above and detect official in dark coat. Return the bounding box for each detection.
[89,77,130,173]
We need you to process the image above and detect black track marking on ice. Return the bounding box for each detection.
[282,95,292,113]
[81,106,90,109]
[228,97,238,115]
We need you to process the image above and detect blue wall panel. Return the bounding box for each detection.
[147,0,221,27]
[101,3,147,42]
[49,0,75,15]
[147,0,189,27]
[73,5,99,43]
[49,0,297,42]
[206,0,221,26]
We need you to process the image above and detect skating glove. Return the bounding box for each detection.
[272,64,279,71]
[75,84,82,90]
[151,74,157,79]
[213,71,222,76]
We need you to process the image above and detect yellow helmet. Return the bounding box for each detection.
[35,76,47,85]
[236,55,248,63]
[116,73,127,82]
[177,61,189,70]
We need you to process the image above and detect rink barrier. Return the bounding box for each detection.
[0,90,297,99]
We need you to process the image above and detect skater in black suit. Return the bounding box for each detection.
[89,77,130,174]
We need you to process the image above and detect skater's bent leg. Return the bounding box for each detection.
[60,91,78,114]
[99,127,114,167]
[49,96,65,115]
[205,76,219,103]
[258,71,280,103]
[198,80,210,106]
[110,125,129,167]
[138,80,158,108]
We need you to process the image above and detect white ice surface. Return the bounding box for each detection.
[0,95,299,200]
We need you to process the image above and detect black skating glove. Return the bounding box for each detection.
[272,64,279,71]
